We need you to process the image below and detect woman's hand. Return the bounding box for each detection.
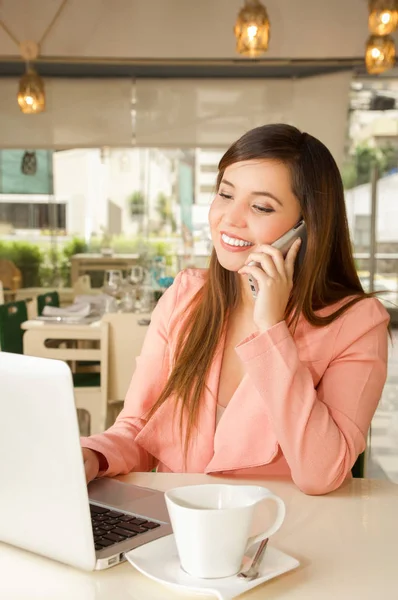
[82,447,101,484]
[238,238,301,332]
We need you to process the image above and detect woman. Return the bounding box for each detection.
[81,124,389,495]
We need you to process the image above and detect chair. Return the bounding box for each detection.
[101,313,150,428]
[23,322,109,435]
[0,280,4,304]
[352,452,365,478]
[0,300,28,353]
[102,313,150,405]
[351,426,373,478]
[36,291,95,370]
[37,291,60,315]
[0,259,22,291]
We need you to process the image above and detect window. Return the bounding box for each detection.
[0,202,66,229]
[354,215,371,247]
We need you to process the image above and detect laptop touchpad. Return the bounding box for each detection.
[88,478,156,508]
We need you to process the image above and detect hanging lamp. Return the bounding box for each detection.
[234,0,270,57]
[365,34,396,73]
[17,42,46,114]
[368,0,398,35]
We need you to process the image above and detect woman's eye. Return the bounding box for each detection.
[253,205,275,214]
[218,192,233,200]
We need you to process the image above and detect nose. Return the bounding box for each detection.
[223,200,247,228]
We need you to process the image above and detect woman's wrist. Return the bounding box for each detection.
[257,318,284,333]
[90,449,109,473]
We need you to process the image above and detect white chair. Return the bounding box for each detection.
[23,322,109,435]
[102,313,150,404]
[26,298,37,319]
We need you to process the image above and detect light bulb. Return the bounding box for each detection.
[17,67,45,114]
[234,0,270,57]
[365,34,396,74]
[368,0,398,35]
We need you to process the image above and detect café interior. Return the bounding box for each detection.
[0,1,397,598]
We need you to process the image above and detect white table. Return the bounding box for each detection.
[0,473,397,600]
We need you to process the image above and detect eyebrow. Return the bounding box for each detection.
[220,179,283,207]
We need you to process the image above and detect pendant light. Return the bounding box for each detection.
[234,0,270,58]
[368,0,398,35]
[365,34,396,74]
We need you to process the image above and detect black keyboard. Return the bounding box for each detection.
[90,503,160,551]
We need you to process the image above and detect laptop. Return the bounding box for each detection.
[0,352,172,571]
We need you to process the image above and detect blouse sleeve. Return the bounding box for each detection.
[235,298,390,495]
[80,271,185,476]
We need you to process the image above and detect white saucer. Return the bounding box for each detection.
[125,534,300,600]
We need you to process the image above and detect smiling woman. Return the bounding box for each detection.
[209,160,301,274]
[81,123,390,496]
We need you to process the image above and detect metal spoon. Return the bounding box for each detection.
[237,538,269,581]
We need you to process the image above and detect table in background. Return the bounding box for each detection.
[15,287,102,308]
[70,254,140,285]
[0,473,397,600]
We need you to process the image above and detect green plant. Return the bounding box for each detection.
[38,246,62,287]
[127,191,145,233]
[128,191,145,216]
[62,236,88,259]
[87,234,102,253]
[110,235,175,270]
[343,142,398,189]
[341,162,358,190]
[37,237,89,288]
[59,236,88,286]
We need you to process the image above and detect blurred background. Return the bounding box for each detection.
[0,0,397,481]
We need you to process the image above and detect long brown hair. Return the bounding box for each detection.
[147,123,374,458]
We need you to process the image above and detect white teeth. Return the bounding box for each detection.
[221,233,253,247]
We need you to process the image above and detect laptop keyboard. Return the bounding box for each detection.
[90,503,161,551]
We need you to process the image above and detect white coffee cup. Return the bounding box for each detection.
[164,484,286,579]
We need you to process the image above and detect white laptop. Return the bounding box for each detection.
[0,352,172,571]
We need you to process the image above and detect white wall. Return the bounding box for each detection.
[0,0,382,60]
[107,150,142,235]
[53,149,105,239]
[53,148,175,238]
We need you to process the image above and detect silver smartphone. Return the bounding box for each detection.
[247,220,307,299]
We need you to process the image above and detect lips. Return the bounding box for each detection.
[221,232,253,247]
[220,232,254,253]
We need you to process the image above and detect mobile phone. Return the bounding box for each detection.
[247,220,307,299]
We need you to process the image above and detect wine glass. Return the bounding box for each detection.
[103,270,123,297]
[128,265,144,286]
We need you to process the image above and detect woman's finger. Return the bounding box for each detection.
[245,252,279,280]
[256,245,287,279]
[284,238,302,280]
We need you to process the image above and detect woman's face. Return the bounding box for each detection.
[209,159,302,272]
